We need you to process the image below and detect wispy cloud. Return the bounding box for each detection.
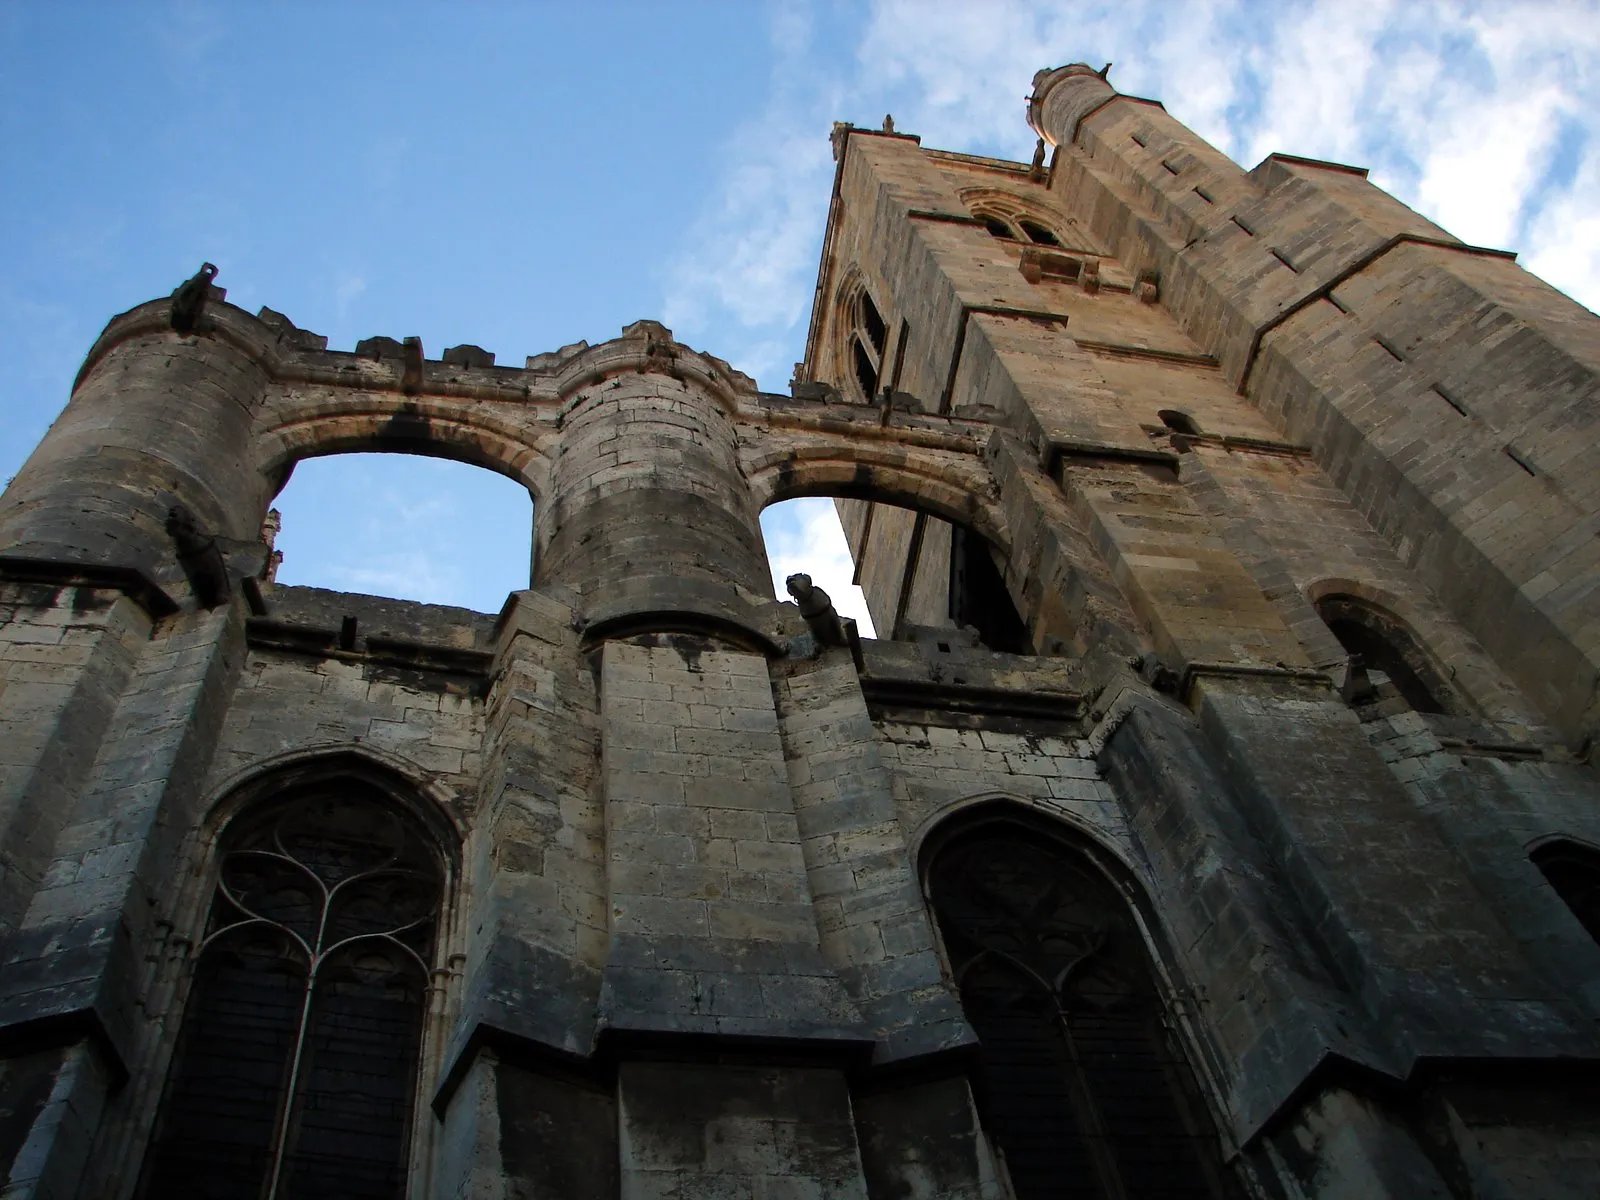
[762,497,876,636]
[334,271,367,318]
[668,0,1599,397]
[665,0,1600,635]
[661,4,843,387]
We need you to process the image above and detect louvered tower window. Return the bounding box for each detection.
[140,784,443,1200]
[928,820,1235,1200]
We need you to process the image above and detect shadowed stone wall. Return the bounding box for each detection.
[0,58,1596,1200]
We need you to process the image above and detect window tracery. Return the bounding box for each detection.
[927,819,1233,1200]
[140,784,443,1200]
[836,274,891,402]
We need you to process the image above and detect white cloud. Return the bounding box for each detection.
[761,498,877,636]
[334,271,367,317]
[668,0,1600,638]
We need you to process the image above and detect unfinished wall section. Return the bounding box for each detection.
[1,56,1599,1200]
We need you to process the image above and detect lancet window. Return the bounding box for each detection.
[840,279,891,402]
[1533,840,1600,945]
[927,817,1234,1200]
[140,783,444,1200]
[1315,594,1458,716]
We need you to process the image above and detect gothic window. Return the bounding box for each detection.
[1159,409,1201,436]
[927,819,1234,1200]
[1533,841,1600,945]
[948,524,1031,654]
[853,337,880,401]
[140,784,444,1200]
[840,278,891,402]
[981,214,1017,240]
[1019,219,1061,247]
[1315,594,1456,716]
[860,290,888,355]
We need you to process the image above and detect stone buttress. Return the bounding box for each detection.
[0,56,1598,1200]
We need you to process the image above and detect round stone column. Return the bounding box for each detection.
[1027,62,1118,147]
[0,290,275,596]
[534,324,774,641]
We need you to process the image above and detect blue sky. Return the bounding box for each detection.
[4,1,1597,629]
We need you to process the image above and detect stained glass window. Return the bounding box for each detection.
[140,784,443,1200]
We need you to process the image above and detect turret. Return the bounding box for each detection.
[534,321,776,644]
[0,268,276,605]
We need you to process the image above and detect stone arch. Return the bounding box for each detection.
[828,264,891,403]
[1306,579,1466,715]
[749,445,1031,648]
[746,449,1010,556]
[914,797,1236,1199]
[255,399,551,503]
[957,186,1098,254]
[906,792,1136,891]
[203,745,468,863]
[140,749,462,1199]
[1530,837,1600,947]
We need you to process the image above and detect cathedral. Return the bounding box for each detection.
[0,60,1597,1198]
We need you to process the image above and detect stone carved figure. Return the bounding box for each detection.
[166,503,231,607]
[785,572,848,649]
[169,262,218,334]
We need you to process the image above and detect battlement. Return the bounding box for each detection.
[76,290,762,410]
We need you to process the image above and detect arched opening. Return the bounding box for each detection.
[760,497,876,636]
[860,290,888,355]
[1533,841,1600,945]
[833,498,1030,652]
[1018,219,1061,247]
[270,453,534,613]
[980,215,1016,240]
[923,809,1234,1199]
[852,336,880,401]
[1314,594,1454,715]
[140,778,446,1200]
[1158,409,1201,436]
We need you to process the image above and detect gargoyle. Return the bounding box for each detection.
[166,503,231,608]
[786,573,848,649]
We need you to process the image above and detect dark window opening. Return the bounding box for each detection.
[852,337,879,399]
[140,784,443,1200]
[1019,220,1061,247]
[1317,595,1452,715]
[1533,841,1600,945]
[928,820,1236,1200]
[860,291,888,354]
[1159,409,1201,436]
[982,216,1016,240]
[949,525,1031,654]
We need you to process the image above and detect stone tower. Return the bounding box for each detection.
[0,60,1598,1200]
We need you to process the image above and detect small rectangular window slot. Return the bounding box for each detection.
[1373,335,1404,362]
[1269,248,1300,273]
[1431,383,1468,416]
[1161,159,1180,175]
[1230,215,1255,236]
[1192,185,1214,204]
[1505,446,1537,476]
[1131,132,1147,147]
[1326,292,1350,314]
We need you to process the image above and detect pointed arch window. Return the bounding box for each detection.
[837,277,893,403]
[927,817,1235,1200]
[140,783,444,1200]
[981,214,1017,240]
[1314,594,1458,716]
[1533,841,1600,945]
[1018,219,1061,247]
